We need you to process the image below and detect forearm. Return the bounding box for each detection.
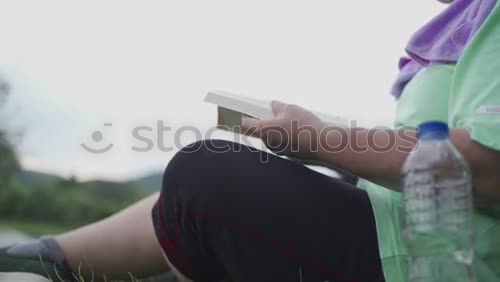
[313,126,500,205]
[449,130,500,206]
[313,126,416,190]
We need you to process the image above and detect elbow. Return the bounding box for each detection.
[452,129,500,206]
[465,146,500,206]
[472,176,500,207]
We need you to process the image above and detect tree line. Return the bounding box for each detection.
[0,76,146,228]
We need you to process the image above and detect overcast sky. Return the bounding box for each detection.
[0,0,445,181]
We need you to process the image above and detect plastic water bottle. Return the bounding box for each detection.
[402,121,475,282]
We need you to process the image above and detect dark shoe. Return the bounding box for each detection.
[0,245,74,281]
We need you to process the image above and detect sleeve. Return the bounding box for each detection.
[449,1,500,151]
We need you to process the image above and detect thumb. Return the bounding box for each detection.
[241,116,263,137]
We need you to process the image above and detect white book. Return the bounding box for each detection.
[204,90,348,133]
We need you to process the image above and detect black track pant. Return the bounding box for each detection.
[152,140,385,282]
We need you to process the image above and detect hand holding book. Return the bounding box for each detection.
[204,91,357,181]
[240,100,325,161]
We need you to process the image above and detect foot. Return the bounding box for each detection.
[0,245,74,281]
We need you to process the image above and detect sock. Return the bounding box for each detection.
[6,236,66,265]
[2,235,74,281]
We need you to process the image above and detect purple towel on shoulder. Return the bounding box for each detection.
[391,0,497,98]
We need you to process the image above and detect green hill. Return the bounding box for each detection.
[13,170,63,187]
[12,169,162,193]
[3,170,159,229]
[126,172,162,193]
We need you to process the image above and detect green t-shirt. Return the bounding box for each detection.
[358,2,500,281]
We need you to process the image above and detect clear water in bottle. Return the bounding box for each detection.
[402,121,475,282]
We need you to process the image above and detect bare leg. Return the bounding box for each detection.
[56,192,169,281]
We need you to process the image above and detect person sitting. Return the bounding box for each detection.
[2,0,500,281]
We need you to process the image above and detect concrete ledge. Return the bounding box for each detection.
[0,273,50,282]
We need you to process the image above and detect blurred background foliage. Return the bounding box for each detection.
[0,76,161,235]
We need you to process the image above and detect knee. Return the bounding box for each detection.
[160,139,243,194]
[167,139,238,170]
[177,139,239,157]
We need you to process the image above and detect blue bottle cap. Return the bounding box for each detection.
[417,121,449,140]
